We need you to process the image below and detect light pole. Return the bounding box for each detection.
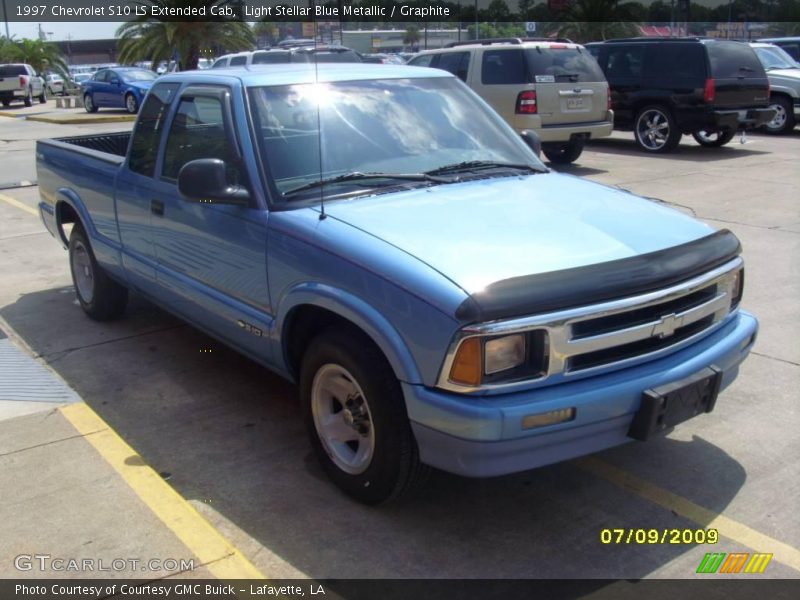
[2,0,10,39]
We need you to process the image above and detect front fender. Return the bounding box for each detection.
[274,282,423,385]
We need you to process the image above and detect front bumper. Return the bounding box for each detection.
[404,311,757,477]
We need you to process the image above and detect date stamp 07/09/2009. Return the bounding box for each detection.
[600,528,719,545]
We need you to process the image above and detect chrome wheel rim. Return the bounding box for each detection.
[767,103,787,130]
[636,109,670,150]
[126,95,136,113]
[695,130,722,143]
[71,240,94,303]
[84,95,93,111]
[311,364,375,475]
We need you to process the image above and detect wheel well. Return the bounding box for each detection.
[56,201,80,246]
[284,305,384,380]
[769,91,792,103]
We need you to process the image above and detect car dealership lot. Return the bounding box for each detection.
[0,113,798,579]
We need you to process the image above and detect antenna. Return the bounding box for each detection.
[311,0,326,221]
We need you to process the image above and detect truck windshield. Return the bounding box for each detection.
[753,46,799,70]
[248,77,544,202]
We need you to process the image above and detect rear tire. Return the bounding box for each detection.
[542,138,585,164]
[69,224,128,321]
[125,93,138,114]
[763,95,795,135]
[634,105,681,153]
[300,326,428,504]
[692,130,736,147]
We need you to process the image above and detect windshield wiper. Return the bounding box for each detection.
[283,171,451,197]
[425,160,545,176]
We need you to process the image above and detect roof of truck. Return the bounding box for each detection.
[159,63,452,87]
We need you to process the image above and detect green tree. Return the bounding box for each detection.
[557,0,642,43]
[403,26,421,50]
[117,0,254,71]
[2,37,68,77]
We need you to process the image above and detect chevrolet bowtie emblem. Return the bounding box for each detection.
[653,313,680,338]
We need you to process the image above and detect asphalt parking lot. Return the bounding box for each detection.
[1,108,798,581]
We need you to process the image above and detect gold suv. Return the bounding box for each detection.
[408,38,614,164]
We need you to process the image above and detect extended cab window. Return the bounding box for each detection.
[128,83,179,177]
[482,50,528,85]
[161,94,242,184]
[229,56,247,66]
[408,54,434,68]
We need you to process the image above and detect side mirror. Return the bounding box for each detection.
[177,159,250,206]
[520,129,542,158]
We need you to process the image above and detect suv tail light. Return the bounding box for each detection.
[703,78,716,103]
[516,90,537,115]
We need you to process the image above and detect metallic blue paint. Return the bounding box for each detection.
[36,65,759,479]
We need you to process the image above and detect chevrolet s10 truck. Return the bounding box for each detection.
[37,65,758,504]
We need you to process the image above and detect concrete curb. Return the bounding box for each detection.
[26,114,136,124]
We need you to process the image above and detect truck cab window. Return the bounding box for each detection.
[161,95,242,184]
[128,83,180,177]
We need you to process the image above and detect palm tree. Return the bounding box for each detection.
[403,26,421,51]
[3,38,68,77]
[117,0,254,71]
[557,0,642,43]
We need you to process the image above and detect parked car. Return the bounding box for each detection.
[82,67,157,114]
[45,73,65,96]
[749,42,800,134]
[757,36,800,62]
[586,38,774,152]
[210,45,363,68]
[408,38,613,164]
[0,63,46,107]
[71,73,93,87]
[36,64,757,504]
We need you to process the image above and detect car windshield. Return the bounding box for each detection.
[248,77,545,203]
[122,70,157,82]
[753,46,799,70]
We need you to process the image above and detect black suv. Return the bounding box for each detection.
[586,38,774,152]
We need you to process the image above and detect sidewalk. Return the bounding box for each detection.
[0,101,134,124]
[0,325,263,580]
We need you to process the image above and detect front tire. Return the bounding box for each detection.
[634,105,681,153]
[300,326,427,504]
[84,94,98,113]
[542,138,585,164]
[764,95,795,135]
[125,93,138,114]
[23,87,33,107]
[38,87,47,104]
[69,224,128,321]
[692,129,736,147]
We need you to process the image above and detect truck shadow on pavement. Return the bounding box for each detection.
[587,137,772,163]
[1,285,750,579]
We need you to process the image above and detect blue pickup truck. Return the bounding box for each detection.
[37,64,757,504]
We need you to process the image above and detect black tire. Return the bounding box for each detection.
[84,94,98,113]
[300,326,428,504]
[38,87,47,104]
[763,95,795,135]
[542,138,585,164]
[68,224,128,321]
[23,88,33,107]
[692,129,736,147]
[124,93,138,114]
[634,105,681,153]
[1,100,9,107]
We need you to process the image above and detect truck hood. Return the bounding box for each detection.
[323,172,715,295]
[767,68,800,82]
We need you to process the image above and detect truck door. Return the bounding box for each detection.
[116,82,180,288]
[148,85,274,360]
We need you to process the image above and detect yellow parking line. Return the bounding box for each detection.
[60,402,266,579]
[576,456,800,573]
[0,192,39,217]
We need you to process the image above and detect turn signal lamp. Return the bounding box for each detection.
[522,408,575,430]
[449,337,482,386]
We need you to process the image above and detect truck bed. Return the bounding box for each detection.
[44,132,131,160]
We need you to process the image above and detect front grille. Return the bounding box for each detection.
[569,314,715,371]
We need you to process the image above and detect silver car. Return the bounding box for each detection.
[750,42,800,134]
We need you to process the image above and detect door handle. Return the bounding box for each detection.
[151,199,165,217]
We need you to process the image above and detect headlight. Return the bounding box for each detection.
[484,334,525,374]
[730,268,744,309]
[447,330,549,388]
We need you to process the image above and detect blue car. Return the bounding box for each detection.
[82,67,157,114]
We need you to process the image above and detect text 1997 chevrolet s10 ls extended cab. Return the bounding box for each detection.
[36,64,757,504]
